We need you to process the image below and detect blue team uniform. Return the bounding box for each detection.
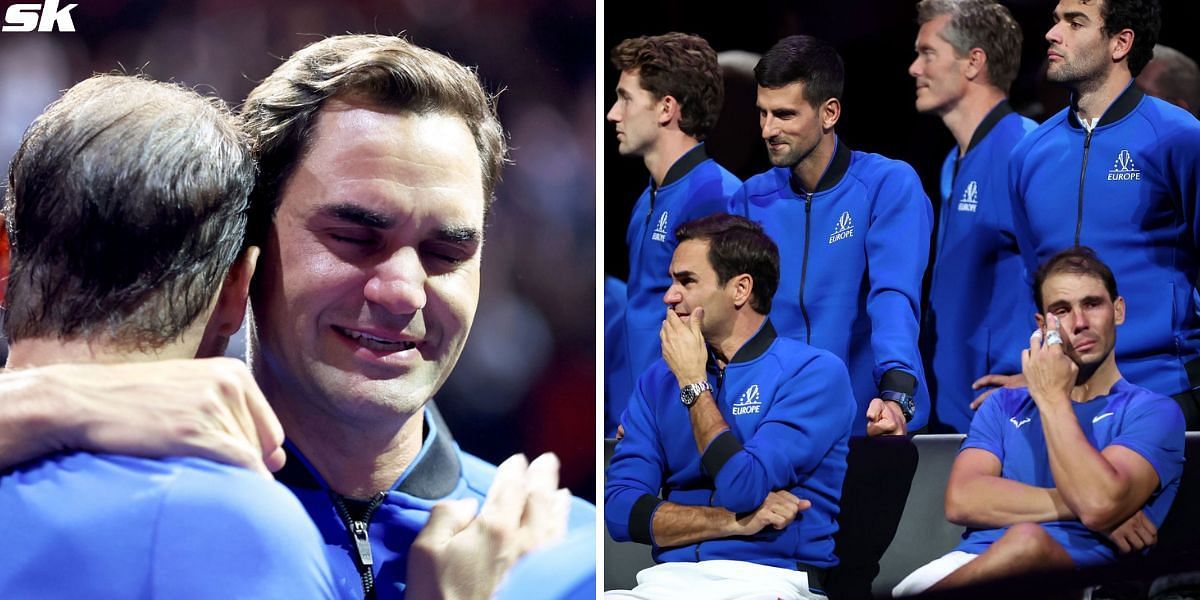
[606,320,855,571]
[622,143,740,399]
[955,381,1185,565]
[925,101,1038,433]
[605,275,631,437]
[277,406,595,599]
[1010,85,1200,401]
[0,454,339,598]
[731,138,933,434]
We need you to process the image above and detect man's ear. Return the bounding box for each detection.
[197,246,259,358]
[730,273,754,309]
[658,94,681,127]
[964,47,987,81]
[1110,28,1135,64]
[821,97,841,131]
[1114,296,1126,326]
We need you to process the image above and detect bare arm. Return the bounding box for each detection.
[652,490,810,548]
[944,448,1074,528]
[0,359,283,477]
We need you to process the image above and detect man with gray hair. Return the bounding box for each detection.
[1137,44,1200,117]
[909,0,1038,432]
[0,74,338,597]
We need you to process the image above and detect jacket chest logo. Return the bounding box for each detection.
[731,384,762,416]
[651,210,669,242]
[957,180,979,213]
[1107,149,1141,181]
[828,211,854,244]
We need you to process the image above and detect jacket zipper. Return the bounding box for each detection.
[1074,130,1093,246]
[645,187,657,226]
[799,193,814,343]
[333,492,388,599]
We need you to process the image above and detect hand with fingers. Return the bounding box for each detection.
[660,306,708,388]
[1022,315,1077,408]
[733,490,811,536]
[970,373,1026,410]
[407,453,571,600]
[865,397,907,437]
[23,357,285,478]
[1104,510,1157,554]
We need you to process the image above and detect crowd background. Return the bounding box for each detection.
[0,0,596,501]
[604,0,1200,286]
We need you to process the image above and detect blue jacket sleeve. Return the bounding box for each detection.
[149,463,339,599]
[865,162,932,395]
[1008,137,1041,287]
[703,352,855,513]
[727,183,749,218]
[604,371,667,545]
[1160,121,1200,252]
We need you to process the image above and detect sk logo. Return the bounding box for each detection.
[651,210,669,242]
[828,211,854,244]
[732,384,762,416]
[1107,149,1141,181]
[957,180,979,213]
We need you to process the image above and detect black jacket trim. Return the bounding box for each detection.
[629,493,662,545]
[1067,84,1144,129]
[727,319,777,365]
[965,100,1014,155]
[275,401,462,499]
[701,430,744,479]
[658,143,710,188]
[879,369,917,396]
[789,137,851,195]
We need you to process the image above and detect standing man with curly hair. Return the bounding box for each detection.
[606,33,741,434]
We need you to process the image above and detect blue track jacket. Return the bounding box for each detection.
[731,138,933,433]
[1010,85,1200,397]
[925,101,1038,433]
[623,143,740,398]
[277,405,596,599]
[606,320,855,570]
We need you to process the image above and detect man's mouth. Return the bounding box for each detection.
[333,326,418,352]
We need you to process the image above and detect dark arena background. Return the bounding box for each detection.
[0,0,596,502]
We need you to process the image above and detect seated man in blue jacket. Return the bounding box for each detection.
[606,213,855,600]
[893,247,1185,595]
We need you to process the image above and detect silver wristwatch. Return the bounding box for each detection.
[680,380,713,408]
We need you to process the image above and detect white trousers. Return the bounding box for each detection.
[891,551,979,597]
[605,560,827,600]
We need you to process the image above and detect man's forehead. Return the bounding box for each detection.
[1042,272,1110,301]
[757,82,807,106]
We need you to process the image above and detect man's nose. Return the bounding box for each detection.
[365,247,427,314]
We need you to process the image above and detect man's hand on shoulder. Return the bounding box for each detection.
[733,490,811,537]
[2,358,283,477]
[970,373,1026,410]
[407,453,570,600]
[865,398,907,437]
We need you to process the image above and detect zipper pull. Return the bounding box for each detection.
[351,520,374,567]
[805,192,812,212]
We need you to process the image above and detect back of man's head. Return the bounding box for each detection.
[1098,0,1160,77]
[675,213,779,315]
[755,35,844,108]
[1138,44,1200,116]
[610,33,724,140]
[242,34,507,245]
[4,74,253,350]
[916,0,1023,93]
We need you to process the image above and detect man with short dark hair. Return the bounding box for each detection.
[606,213,855,600]
[893,247,1185,595]
[730,35,933,436]
[606,33,741,434]
[1009,0,1200,429]
[0,74,337,597]
[909,0,1038,432]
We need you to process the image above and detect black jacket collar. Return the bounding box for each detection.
[276,402,462,499]
[964,100,1014,156]
[656,143,710,189]
[789,137,851,196]
[706,318,777,374]
[1066,83,1143,130]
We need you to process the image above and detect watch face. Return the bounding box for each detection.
[680,386,697,406]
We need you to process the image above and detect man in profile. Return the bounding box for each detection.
[0,74,338,597]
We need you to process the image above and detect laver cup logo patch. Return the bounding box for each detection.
[651,210,669,242]
[958,180,979,213]
[732,384,762,416]
[828,211,854,244]
[1107,149,1141,181]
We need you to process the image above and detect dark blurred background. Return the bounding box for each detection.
[603,0,1200,284]
[0,0,596,501]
